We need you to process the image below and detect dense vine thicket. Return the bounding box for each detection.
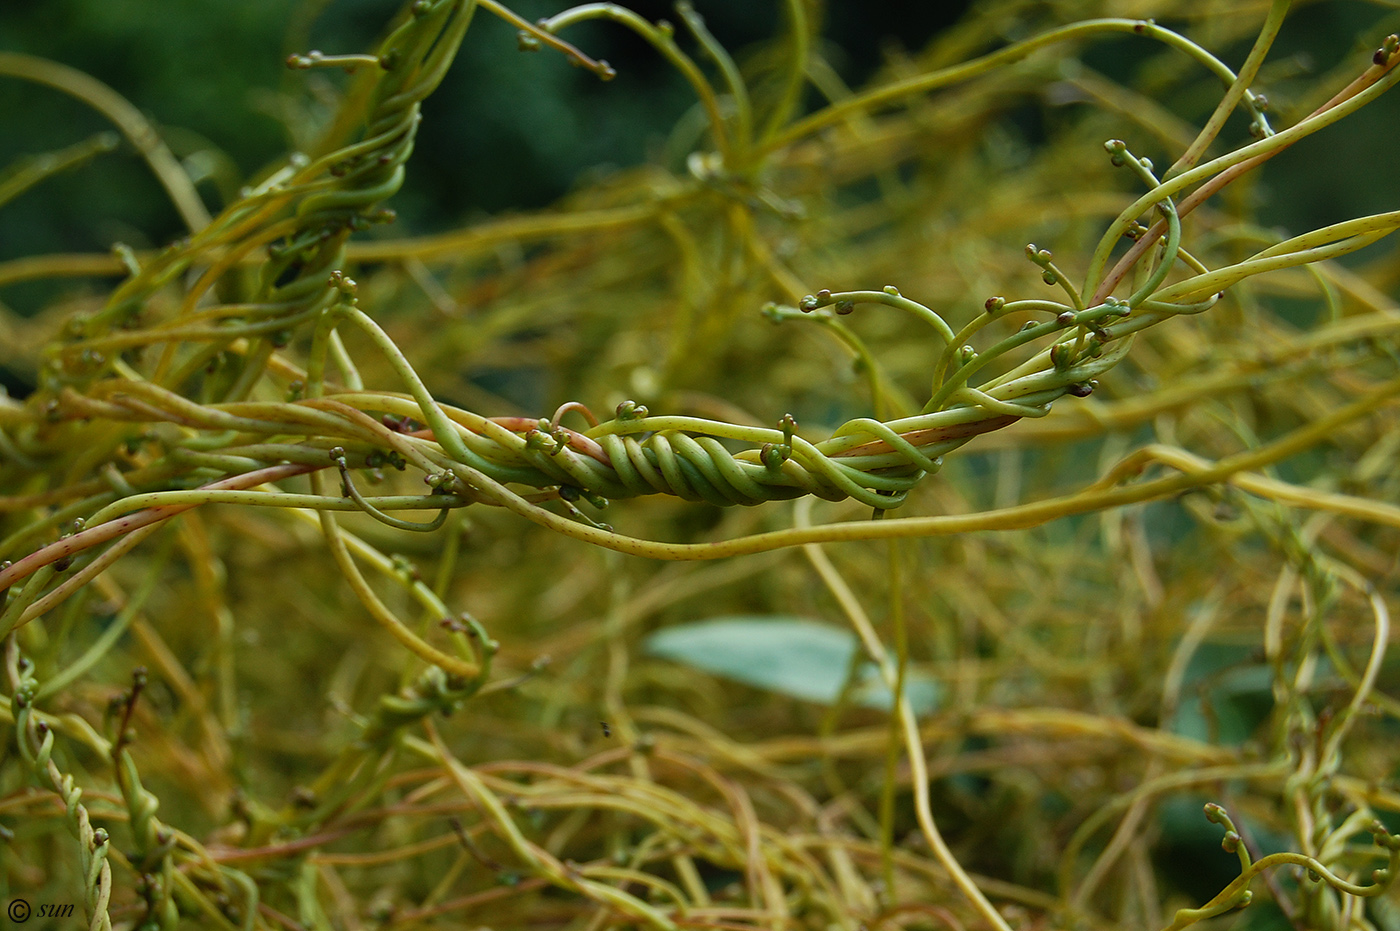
[3,2,1400,929]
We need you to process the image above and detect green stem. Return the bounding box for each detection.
[764,18,1263,155]
[541,3,732,164]
[1167,0,1288,177]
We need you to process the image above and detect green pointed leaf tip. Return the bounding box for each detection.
[645,616,940,712]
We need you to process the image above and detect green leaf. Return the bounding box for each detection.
[644,616,940,712]
[1166,640,1278,746]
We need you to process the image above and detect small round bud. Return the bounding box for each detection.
[761,443,791,471]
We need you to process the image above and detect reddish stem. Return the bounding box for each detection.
[1091,51,1400,306]
[0,462,317,593]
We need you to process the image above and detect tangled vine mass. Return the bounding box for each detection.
[3,1,1400,929]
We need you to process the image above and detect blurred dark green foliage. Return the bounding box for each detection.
[0,0,969,270]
